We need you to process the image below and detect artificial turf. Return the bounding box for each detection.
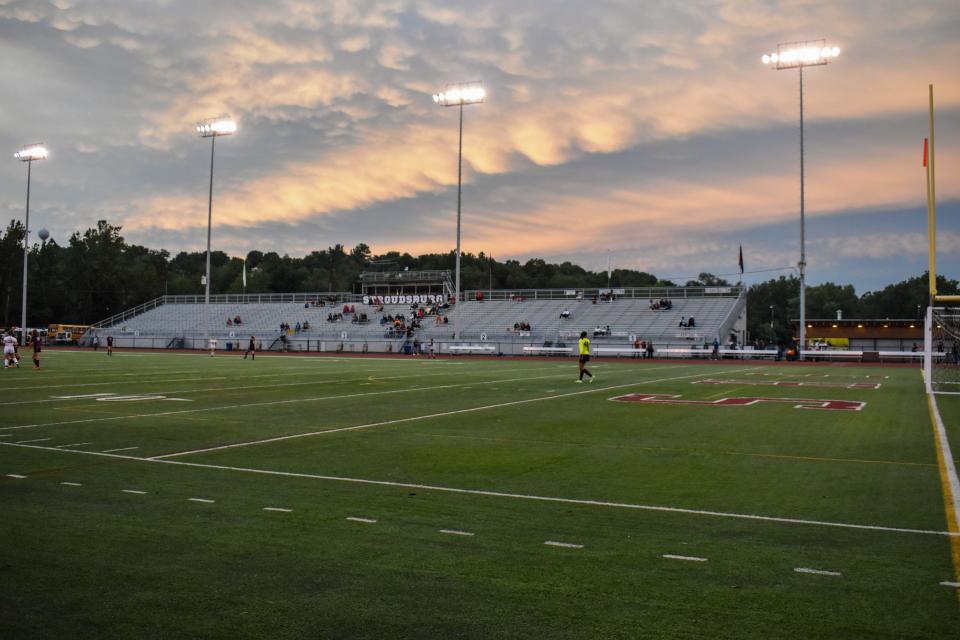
[1,350,958,638]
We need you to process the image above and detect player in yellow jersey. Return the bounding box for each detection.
[576,331,593,383]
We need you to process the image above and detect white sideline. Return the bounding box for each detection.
[150,367,743,459]
[941,581,960,587]
[794,567,842,576]
[1,370,577,432]
[102,447,139,453]
[928,394,960,535]
[662,554,707,562]
[3,440,959,538]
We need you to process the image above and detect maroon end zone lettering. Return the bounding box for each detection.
[695,379,880,390]
[610,393,865,411]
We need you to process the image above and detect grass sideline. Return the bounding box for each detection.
[1,350,959,638]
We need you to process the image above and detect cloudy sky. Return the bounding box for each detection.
[0,0,957,292]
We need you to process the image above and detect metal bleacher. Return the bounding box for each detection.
[88,286,746,355]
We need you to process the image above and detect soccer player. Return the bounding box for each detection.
[243,335,256,360]
[576,330,593,383]
[31,329,41,369]
[106,335,114,356]
[3,330,19,368]
[208,337,217,357]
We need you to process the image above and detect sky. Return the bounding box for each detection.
[0,0,958,294]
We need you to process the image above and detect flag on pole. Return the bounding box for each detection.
[242,261,247,288]
[738,245,744,275]
[923,137,928,167]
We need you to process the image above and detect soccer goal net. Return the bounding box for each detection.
[926,306,960,394]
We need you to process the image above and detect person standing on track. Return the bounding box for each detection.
[576,331,593,383]
[106,335,114,356]
[243,335,256,360]
[31,329,41,369]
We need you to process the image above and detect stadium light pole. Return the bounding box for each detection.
[433,81,485,324]
[14,143,48,345]
[196,116,237,350]
[763,40,840,358]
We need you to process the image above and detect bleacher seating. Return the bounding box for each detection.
[91,288,745,354]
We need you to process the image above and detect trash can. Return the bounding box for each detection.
[402,343,413,355]
[225,342,233,351]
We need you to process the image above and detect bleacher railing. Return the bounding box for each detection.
[462,286,744,301]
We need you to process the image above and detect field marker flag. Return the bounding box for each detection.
[738,245,744,275]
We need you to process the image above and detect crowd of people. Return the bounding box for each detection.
[649,298,672,310]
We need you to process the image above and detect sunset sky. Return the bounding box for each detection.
[0,0,957,292]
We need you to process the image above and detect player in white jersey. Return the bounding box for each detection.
[3,330,19,368]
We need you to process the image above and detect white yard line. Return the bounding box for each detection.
[3,367,549,406]
[0,369,596,432]
[662,554,708,562]
[3,440,958,538]
[438,529,475,537]
[121,489,147,495]
[56,442,91,448]
[61,482,83,487]
[794,567,842,576]
[0,376,229,394]
[6,473,27,479]
[15,438,51,444]
[101,446,139,453]
[263,507,293,513]
[151,367,741,459]
[941,581,960,587]
[346,516,377,523]
[544,541,583,549]
[188,498,215,504]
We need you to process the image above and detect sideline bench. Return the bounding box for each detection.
[522,346,572,356]
[448,345,497,355]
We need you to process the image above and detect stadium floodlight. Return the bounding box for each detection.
[433,81,485,329]
[196,116,236,350]
[14,143,48,345]
[762,40,839,358]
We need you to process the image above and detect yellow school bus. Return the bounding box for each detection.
[48,323,91,344]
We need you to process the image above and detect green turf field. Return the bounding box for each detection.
[1,350,958,639]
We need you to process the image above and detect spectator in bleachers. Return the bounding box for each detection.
[227,318,233,326]
[632,337,641,359]
[303,321,310,331]
[235,315,242,324]
[679,316,687,328]
[476,291,484,302]
[295,322,301,332]
[559,310,571,319]
[687,317,695,328]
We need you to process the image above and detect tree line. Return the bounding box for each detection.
[0,219,955,344]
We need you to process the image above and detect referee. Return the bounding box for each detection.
[576,331,593,383]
